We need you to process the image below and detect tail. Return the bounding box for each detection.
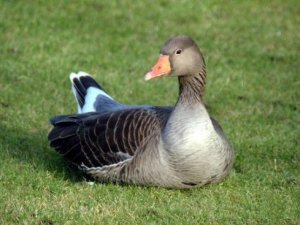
[69,72,113,113]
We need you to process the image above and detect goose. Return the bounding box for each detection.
[48,36,234,188]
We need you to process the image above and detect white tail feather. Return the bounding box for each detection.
[69,72,113,114]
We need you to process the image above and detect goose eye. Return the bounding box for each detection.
[175,49,182,55]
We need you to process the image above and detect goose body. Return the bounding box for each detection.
[48,36,234,188]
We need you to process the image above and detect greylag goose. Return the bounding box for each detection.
[48,36,234,188]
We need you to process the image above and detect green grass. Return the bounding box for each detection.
[0,0,299,224]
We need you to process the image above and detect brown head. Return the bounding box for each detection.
[145,36,206,80]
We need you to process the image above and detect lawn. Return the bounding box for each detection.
[0,0,299,224]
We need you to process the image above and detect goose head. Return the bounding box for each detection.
[145,36,206,80]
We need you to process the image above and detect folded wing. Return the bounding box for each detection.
[48,107,172,168]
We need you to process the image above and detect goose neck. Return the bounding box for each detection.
[177,71,206,105]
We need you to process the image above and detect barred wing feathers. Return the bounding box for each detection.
[48,107,172,168]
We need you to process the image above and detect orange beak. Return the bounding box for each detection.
[145,55,171,80]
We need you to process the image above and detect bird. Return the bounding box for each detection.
[48,36,234,189]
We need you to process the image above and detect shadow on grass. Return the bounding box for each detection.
[0,123,84,183]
